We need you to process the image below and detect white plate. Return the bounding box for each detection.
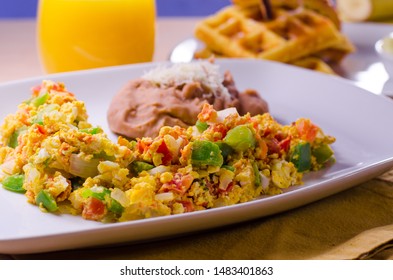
[170,22,393,95]
[1,59,393,254]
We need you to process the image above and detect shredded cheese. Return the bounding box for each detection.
[142,61,231,101]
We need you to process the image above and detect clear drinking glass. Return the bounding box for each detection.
[37,0,156,73]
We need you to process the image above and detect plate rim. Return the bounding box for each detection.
[1,58,393,254]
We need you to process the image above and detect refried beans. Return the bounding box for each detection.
[107,62,269,139]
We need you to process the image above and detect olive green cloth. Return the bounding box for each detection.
[2,169,392,260]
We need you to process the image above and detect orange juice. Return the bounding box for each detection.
[37,0,156,73]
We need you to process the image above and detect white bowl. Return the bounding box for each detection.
[375,33,393,77]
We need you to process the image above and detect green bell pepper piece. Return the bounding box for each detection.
[82,187,124,214]
[36,190,58,212]
[8,127,27,148]
[2,174,25,193]
[31,92,49,107]
[252,162,261,187]
[82,187,110,201]
[130,161,154,174]
[313,144,334,164]
[224,125,256,152]
[93,151,115,161]
[191,140,223,167]
[222,165,235,172]
[79,127,102,135]
[108,198,124,214]
[195,120,209,133]
[216,141,234,159]
[290,141,311,172]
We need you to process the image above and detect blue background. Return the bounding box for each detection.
[0,0,231,18]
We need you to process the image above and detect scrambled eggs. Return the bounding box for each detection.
[0,80,335,222]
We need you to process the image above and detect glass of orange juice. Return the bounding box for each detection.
[37,0,156,73]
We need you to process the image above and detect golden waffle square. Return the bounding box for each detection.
[231,0,355,63]
[195,6,284,59]
[194,5,348,63]
[233,0,341,29]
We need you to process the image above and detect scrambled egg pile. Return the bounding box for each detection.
[0,80,335,222]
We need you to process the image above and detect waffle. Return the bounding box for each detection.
[194,46,337,75]
[290,57,337,74]
[194,1,355,74]
[232,0,341,28]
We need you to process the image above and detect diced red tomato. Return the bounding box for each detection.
[136,138,152,154]
[159,173,194,195]
[156,140,172,165]
[295,119,319,143]
[266,135,291,155]
[278,136,291,153]
[82,197,106,221]
[36,124,47,135]
[31,85,42,96]
[262,127,272,137]
[267,138,280,154]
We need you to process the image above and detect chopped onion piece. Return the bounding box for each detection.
[0,159,16,174]
[216,107,239,122]
[111,188,129,207]
[259,171,270,190]
[69,154,99,178]
[155,192,174,202]
[147,165,171,175]
[90,186,105,193]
